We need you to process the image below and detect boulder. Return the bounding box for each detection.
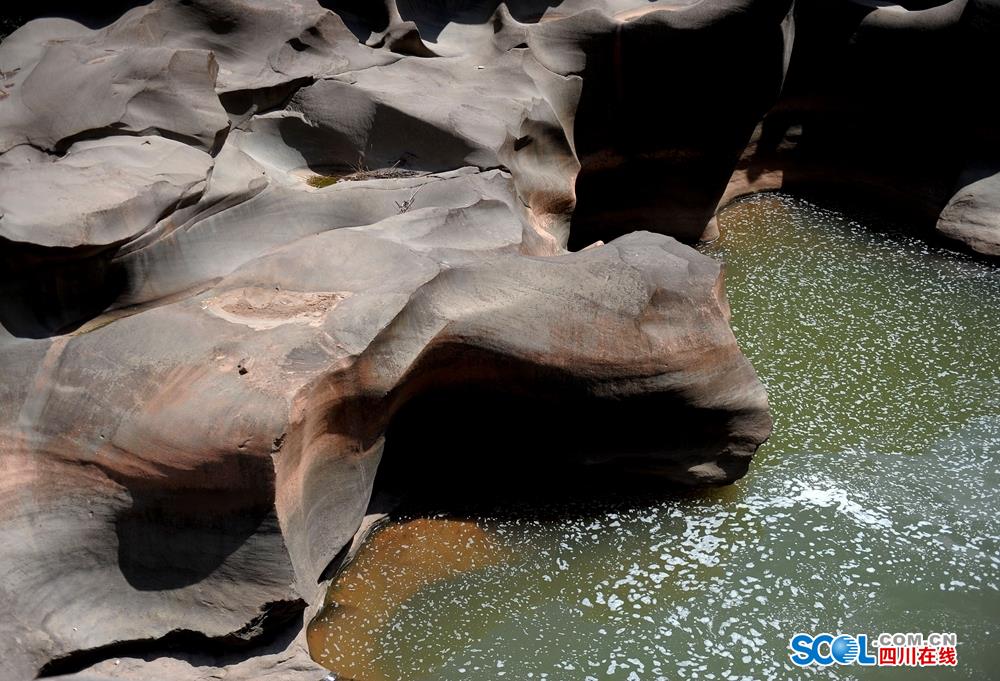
[0,136,213,249]
[937,169,1000,257]
[0,37,228,153]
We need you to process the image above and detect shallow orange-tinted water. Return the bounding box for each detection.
[307,517,508,679]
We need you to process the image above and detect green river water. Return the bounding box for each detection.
[312,193,1000,680]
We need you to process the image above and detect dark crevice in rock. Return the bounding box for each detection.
[0,181,210,338]
[115,500,276,591]
[0,141,62,160]
[313,363,758,594]
[310,376,742,588]
[0,237,127,338]
[81,446,283,592]
[474,163,511,175]
[319,0,391,43]
[317,535,356,584]
[36,599,306,678]
[51,125,227,157]
[221,77,318,129]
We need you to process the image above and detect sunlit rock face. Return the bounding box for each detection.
[0,2,778,679]
[937,168,1000,258]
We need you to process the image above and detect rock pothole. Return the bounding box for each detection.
[202,287,349,330]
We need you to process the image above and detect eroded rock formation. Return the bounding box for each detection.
[1,0,995,679]
[0,2,775,679]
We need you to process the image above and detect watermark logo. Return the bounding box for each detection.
[789,632,958,667]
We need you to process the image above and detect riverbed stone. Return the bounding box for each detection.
[937,168,1000,258]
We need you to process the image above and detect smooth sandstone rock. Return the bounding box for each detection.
[98,0,397,92]
[937,169,1000,257]
[5,0,994,679]
[1,207,770,680]
[0,39,229,153]
[0,136,213,248]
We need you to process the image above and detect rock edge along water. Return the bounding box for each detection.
[0,2,780,678]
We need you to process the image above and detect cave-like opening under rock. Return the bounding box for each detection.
[368,380,741,520]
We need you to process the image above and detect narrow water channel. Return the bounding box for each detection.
[310,193,1000,680]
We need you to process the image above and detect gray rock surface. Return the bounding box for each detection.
[0,38,228,153]
[98,0,396,92]
[937,169,1000,257]
[0,136,213,248]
